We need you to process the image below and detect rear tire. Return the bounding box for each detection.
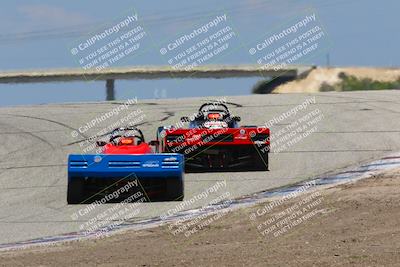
[253,151,269,171]
[165,178,184,201]
[67,178,85,204]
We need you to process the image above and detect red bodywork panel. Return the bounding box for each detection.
[102,142,152,155]
[163,127,270,149]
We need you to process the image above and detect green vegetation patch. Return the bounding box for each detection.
[320,72,400,92]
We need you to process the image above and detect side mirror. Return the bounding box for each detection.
[180,116,190,122]
[96,141,107,147]
[149,140,160,146]
[232,116,241,122]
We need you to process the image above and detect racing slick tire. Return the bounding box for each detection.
[253,151,269,171]
[67,178,86,204]
[165,178,184,201]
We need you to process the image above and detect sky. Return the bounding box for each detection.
[0,0,399,106]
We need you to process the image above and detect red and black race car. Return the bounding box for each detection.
[154,103,270,172]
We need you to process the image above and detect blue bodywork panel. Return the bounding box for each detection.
[68,153,184,181]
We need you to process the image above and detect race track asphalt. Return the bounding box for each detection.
[0,90,399,244]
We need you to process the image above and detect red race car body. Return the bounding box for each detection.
[155,103,270,172]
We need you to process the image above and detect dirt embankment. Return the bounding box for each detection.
[1,169,400,267]
[273,67,400,93]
